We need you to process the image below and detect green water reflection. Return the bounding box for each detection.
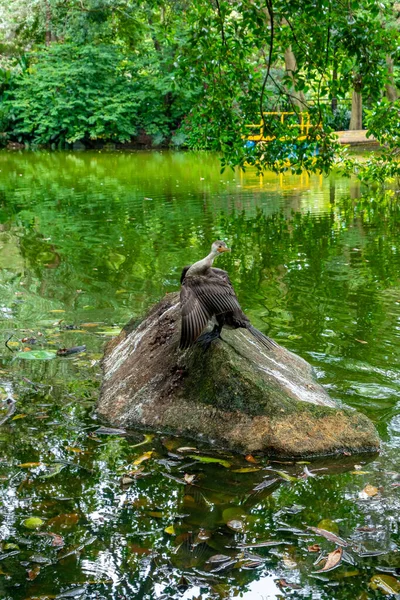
[0,150,399,599]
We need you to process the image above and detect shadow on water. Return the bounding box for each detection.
[0,150,399,598]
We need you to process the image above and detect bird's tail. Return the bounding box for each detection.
[248,325,277,351]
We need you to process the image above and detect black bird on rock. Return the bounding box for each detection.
[179,240,277,350]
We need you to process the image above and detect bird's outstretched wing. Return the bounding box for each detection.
[179,272,242,348]
[180,283,211,349]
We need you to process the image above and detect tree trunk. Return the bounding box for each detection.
[349,86,362,130]
[385,55,398,102]
[45,0,52,45]
[284,47,306,110]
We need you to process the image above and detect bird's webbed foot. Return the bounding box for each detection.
[196,325,222,350]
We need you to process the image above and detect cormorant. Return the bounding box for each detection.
[179,240,276,350]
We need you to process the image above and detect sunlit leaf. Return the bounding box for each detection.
[18,462,44,468]
[130,434,154,448]
[23,517,44,529]
[133,451,154,465]
[360,484,379,498]
[164,525,176,535]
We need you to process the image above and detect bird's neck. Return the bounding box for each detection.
[186,250,218,276]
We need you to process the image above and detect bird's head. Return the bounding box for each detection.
[211,240,231,255]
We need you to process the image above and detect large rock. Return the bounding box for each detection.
[97,293,380,458]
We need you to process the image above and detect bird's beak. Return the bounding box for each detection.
[218,247,231,253]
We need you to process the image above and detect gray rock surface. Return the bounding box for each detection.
[97,293,380,457]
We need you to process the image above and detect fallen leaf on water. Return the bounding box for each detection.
[307,527,348,547]
[232,467,261,473]
[23,517,44,529]
[360,484,379,498]
[317,519,339,534]
[27,565,41,580]
[188,455,231,468]
[315,547,343,573]
[245,454,258,463]
[164,525,175,535]
[271,470,298,482]
[227,519,244,532]
[184,473,196,484]
[133,451,154,466]
[308,544,321,553]
[130,434,154,448]
[207,554,232,564]
[253,478,279,491]
[370,574,400,594]
[12,414,27,421]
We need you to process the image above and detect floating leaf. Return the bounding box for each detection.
[271,470,298,482]
[207,554,232,563]
[253,478,279,491]
[18,350,57,361]
[130,434,154,448]
[307,527,348,547]
[308,544,321,552]
[317,519,339,534]
[133,451,154,465]
[370,574,400,594]
[360,484,379,498]
[188,455,231,468]
[245,454,258,463]
[183,473,196,484]
[315,547,343,572]
[23,517,44,529]
[227,519,244,531]
[232,467,261,473]
[164,525,175,535]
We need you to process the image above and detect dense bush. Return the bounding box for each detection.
[7,44,139,145]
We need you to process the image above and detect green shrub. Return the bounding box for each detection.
[8,43,139,145]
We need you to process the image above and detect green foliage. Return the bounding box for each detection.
[8,43,138,145]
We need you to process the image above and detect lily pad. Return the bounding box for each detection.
[18,350,57,361]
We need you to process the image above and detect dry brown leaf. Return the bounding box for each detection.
[307,526,348,547]
[315,547,343,572]
[307,544,321,553]
[362,484,378,497]
[245,454,258,463]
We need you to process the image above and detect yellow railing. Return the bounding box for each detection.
[245,111,312,142]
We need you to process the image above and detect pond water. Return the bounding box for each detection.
[0,150,399,600]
